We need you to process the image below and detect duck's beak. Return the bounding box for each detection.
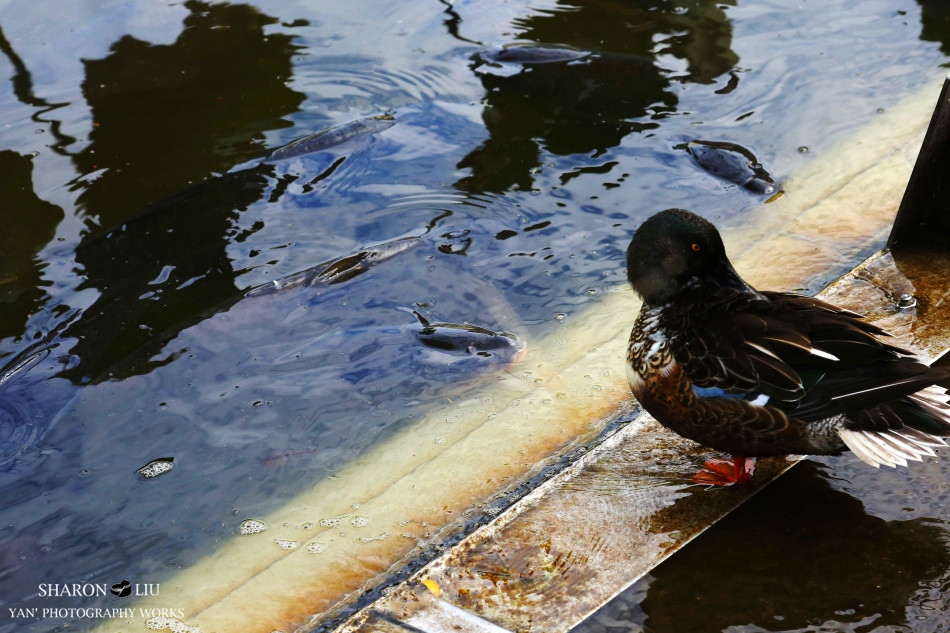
[703,259,751,292]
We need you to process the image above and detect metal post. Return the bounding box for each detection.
[889,73,950,247]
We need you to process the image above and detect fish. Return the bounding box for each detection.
[474,44,592,67]
[267,114,396,162]
[268,309,526,369]
[413,311,526,361]
[246,235,422,296]
[677,140,778,195]
[259,311,527,467]
[260,448,319,468]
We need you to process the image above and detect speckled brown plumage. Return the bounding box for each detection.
[628,301,812,457]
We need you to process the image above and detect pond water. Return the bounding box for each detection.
[1,0,949,631]
[574,452,950,633]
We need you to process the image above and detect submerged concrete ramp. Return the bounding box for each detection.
[94,75,947,633]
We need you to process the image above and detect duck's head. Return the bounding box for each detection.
[626,208,749,304]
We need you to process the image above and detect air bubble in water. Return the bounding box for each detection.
[136,457,175,479]
[240,519,267,535]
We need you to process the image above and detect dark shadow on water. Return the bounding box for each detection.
[59,0,306,384]
[73,0,305,223]
[918,0,950,60]
[0,151,65,347]
[457,0,739,194]
[62,164,272,384]
[574,460,950,632]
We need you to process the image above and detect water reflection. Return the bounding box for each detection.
[0,152,65,344]
[0,153,75,486]
[457,0,738,193]
[73,0,304,220]
[0,24,76,154]
[437,0,485,46]
[63,164,273,383]
[918,0,950,57]
[59,0,305,383]
[1,0,949,629]
[574,461,950,632]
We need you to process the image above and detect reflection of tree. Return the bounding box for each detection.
[74,0,304,224]
[64,165,272,383]
[0,152,65,346]
[640,461,947,631]
[61,0,305,383]
[918,0,950,57]
[457,0,738,193]
[0,24,72,352]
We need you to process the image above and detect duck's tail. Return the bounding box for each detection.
[838,385,950,468]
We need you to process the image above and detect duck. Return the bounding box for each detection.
[625,208,950,484]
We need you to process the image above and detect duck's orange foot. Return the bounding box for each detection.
[692,456,756,485]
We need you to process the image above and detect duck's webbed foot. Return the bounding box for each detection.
[692,455,756,485]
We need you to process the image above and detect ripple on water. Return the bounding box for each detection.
[297,61,472,106]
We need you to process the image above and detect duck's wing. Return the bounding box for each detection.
[765,295,950,469]
[762,293,950,423]
[668,289,911,408]
[790,361,948,423]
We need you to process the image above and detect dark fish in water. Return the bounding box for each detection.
[413,310,526,361]
[267,114,396,162]
[476,44,592,66]
[677,140,778,195]
[470,45,653,74]
[260,447,319,468]
[259,312,526,466]
[247,235,421,296]
[268,309,526,371]
[471,44,593,70]
[0,348,50,388]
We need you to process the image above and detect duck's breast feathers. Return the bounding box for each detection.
[661,288,915,410]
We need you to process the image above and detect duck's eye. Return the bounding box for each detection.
[691,243,701,251]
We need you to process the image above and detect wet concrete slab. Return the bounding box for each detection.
[822,245,950,366]
[332,244,950,633]
[334,425,792,633]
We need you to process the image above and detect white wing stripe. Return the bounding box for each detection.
[861,432,908,467]
[830,378,924,400]
[838,428,946,468]
[839,429,884,467]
